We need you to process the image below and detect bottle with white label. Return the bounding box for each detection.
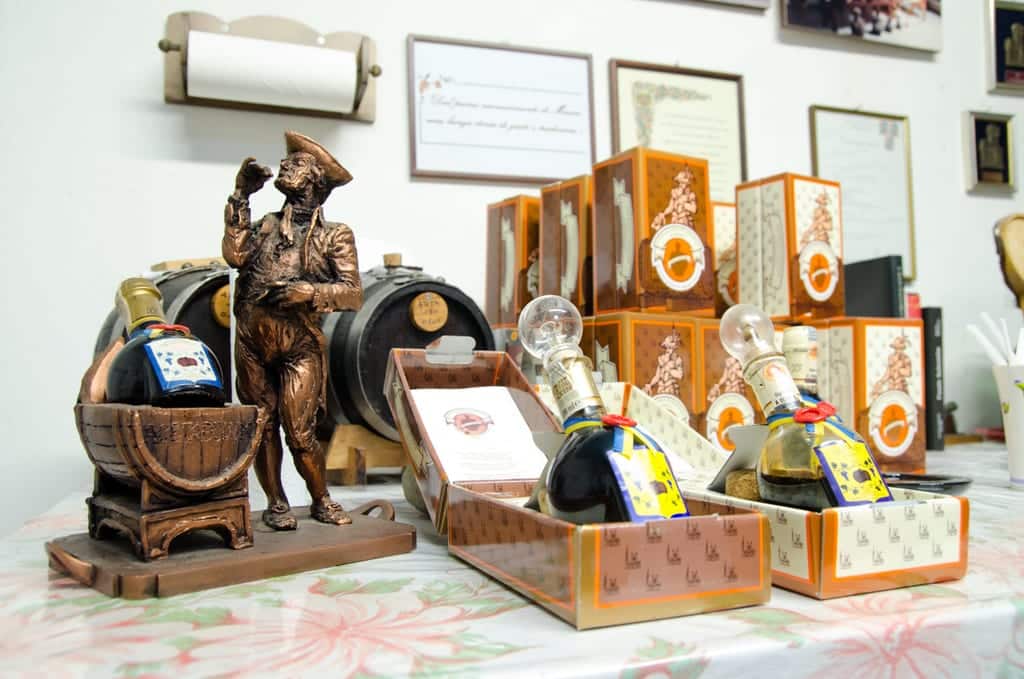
[720,305,832,510]
[782,326,818,399]
[106,278,227,408]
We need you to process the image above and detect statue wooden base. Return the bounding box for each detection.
[324,423,406,485]
[46,502,416,599]
[75,403,265,561]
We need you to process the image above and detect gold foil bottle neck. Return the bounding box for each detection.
[116,277,166,334]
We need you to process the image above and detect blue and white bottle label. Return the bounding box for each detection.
[144,337,222,391]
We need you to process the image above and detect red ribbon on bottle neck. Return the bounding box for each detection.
[602,414,637,428]
[793,400,837,424]
[149,323,191,334]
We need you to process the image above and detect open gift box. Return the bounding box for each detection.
[385,347,771,629]
[553,383,970,600]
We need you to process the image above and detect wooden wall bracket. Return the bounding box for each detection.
[159,12,381,122]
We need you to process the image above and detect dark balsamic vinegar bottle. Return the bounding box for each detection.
[105,277,227,408]
[519,296,630,524]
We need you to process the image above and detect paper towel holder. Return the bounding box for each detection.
[158,12,381,123]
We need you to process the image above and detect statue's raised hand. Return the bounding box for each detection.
[235,157,273,197]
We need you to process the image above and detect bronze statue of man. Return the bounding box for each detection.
[223,131,362,530]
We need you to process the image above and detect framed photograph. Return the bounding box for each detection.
[966,112,1015,192]
[407,35,596,184]
[810,105,917,281]
[989,0,1024,93]
[782,0,943,53]
[692,0,769,7]
[610,60,747,203]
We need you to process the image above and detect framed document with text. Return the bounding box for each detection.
[810,105,917,281]
[610,60,747,203]
[407,35,596,184]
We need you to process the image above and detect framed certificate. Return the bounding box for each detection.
[989,0,1024,94]
[810,106,917,281]
[610,60,747,203]
[407,35,596,184]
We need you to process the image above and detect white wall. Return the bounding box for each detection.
[0,0,1019,534]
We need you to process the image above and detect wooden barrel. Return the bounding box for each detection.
[94,265,233,399]
[322,260,494,441]
[75,403,263,496]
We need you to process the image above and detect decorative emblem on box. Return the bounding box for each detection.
[798,240,840,302]
[651,223,705,292]
[559,199,580,299]
[706,393,755,452]
[868,390,918,457]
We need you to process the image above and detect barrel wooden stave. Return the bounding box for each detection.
[76,403,263,496]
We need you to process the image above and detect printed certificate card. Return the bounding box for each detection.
[409,386,550,483]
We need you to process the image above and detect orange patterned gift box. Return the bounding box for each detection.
[810,317,927,475]
[385,349,771,629]
[736,173,845,321]
[712,202,738,317]
[485,195,540,329]
[540,176,593,317]
[581,312,698,425]
[592,147,715,316]
[605,383,968,599]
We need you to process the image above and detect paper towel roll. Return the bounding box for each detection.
[186,30,357,114]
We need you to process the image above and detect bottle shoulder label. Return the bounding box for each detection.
[144,337,222,391]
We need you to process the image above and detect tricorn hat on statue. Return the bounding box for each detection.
[284,131,353,187]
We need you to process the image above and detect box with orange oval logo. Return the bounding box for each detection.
[592,147,715,316]
[712,202,738,317]
[581,312,699,427]
[695,319,763,454]
[812,317,926,474]
[736,173,845,321]
[540,176,593,317]
[485,195,540,329]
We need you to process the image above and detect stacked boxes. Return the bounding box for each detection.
[485,195,540,329]
[592,148,715,316]
[736,173,845,321]
[581,312,698,424]
[711,202,738,317]
[540,176,592,316]
[812,317,926,473]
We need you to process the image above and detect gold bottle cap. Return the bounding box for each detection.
[116,277,166,334]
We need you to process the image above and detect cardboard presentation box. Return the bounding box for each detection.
[540,176,593,316]
[386,350,771,629]
[599,384,969,600]
[485,195,540,329]
[812,317,927,474]
[592,147,715,316]
[582,312,698,425]
[736,173,845,321]
[712,202,738,317]
[695,318,760,453]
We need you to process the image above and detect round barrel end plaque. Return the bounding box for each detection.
[410,292,448,332]
[211,284,232,329]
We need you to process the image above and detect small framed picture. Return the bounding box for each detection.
[966,112,1015,191]
[989,0,1024,93]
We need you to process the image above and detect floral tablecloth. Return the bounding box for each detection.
[2,443,1021,678]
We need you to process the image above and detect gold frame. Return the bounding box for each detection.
[809,105,917,282]
[988,0,1024,95]
[966,111,1016,193]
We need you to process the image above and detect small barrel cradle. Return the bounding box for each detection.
[75,403,265,561]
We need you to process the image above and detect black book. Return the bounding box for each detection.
[844,255,905,317]
[922,307,944,451]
